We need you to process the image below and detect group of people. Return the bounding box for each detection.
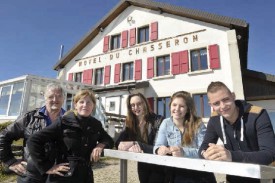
[0,83,114,183]
[0,81,275,183]
[116,81,275,183]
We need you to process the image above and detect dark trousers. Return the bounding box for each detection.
[138,162,166,183]
[226,175,275,183]
[17,173,47,183]
[167,167,216,183]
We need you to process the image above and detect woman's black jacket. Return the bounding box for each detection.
[27,111,114,182]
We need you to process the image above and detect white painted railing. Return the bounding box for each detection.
[104,149,275,183]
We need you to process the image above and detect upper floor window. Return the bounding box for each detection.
[157,97,171,119]
[122,62,133,81]
[193,93,211,118]
[157,55,170,76]
[75,72,82,82]
[191,48,208,71]
[95,68,104,85]
[111,34,121,50]
[138,26,149,43]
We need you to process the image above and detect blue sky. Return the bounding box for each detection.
[0,0,274,82]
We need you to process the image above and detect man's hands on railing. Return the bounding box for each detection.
[157,146,183,157]
[201,143,232,161]
[9,160,27,176]
[118,141,143,153]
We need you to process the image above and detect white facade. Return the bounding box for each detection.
[60,6,243,97]
[56,4,245,121]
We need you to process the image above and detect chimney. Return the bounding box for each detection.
[59,45,64,60]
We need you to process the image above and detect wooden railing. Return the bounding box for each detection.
[104,149,275,183]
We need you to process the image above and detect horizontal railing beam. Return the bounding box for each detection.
[104,149,275,181]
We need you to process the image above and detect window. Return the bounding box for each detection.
[191,48,208,71]
[75,72,82,82]
[122,62,134,81]
[109,101,115,111]
[157,97,171,119]
[0,85,12,115]
[268,111,275,132]
[95,68,104,85]
[138,26,149,43]
[111,34,121,50]
[157,55,170,76]
[66,93,73,111]
[27,82,45,111]
[0,83,24,116]
[8,82,24,116]
[193,93,211,118]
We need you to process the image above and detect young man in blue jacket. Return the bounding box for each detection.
[199,81,275,183]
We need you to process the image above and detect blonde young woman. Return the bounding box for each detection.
[27,89,114,183]
[154,91,216,183]
[116,93,165,183]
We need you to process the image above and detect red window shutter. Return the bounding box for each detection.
[171,52,180,75]
[150,22,158,41]
[104,65,111,85]
[103,36,109,53]
[209,44,220,69]
[130,28,136,46]
[83,69,93,84]
[68,73,73,81]
[171,50,189,74]
[121,30,128,48]
[147,57,154,79]
[147,97,154,111]
[180,50,189,73]
[114,63,121,83]
[135,59,142,80]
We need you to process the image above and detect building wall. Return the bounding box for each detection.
[57,5,245,117]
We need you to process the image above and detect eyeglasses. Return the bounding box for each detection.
[130,102,142,109]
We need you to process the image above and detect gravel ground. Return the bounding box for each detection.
[93,158,139,183]
[1,158,226,183]
[93,158,226,183]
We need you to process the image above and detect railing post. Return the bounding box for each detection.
[120,159,127,183]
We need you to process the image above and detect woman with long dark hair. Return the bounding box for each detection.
[116,92,165,183]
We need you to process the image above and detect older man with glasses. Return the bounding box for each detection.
[0,83,66,183]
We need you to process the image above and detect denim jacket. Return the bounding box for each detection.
[153,117,206,158]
